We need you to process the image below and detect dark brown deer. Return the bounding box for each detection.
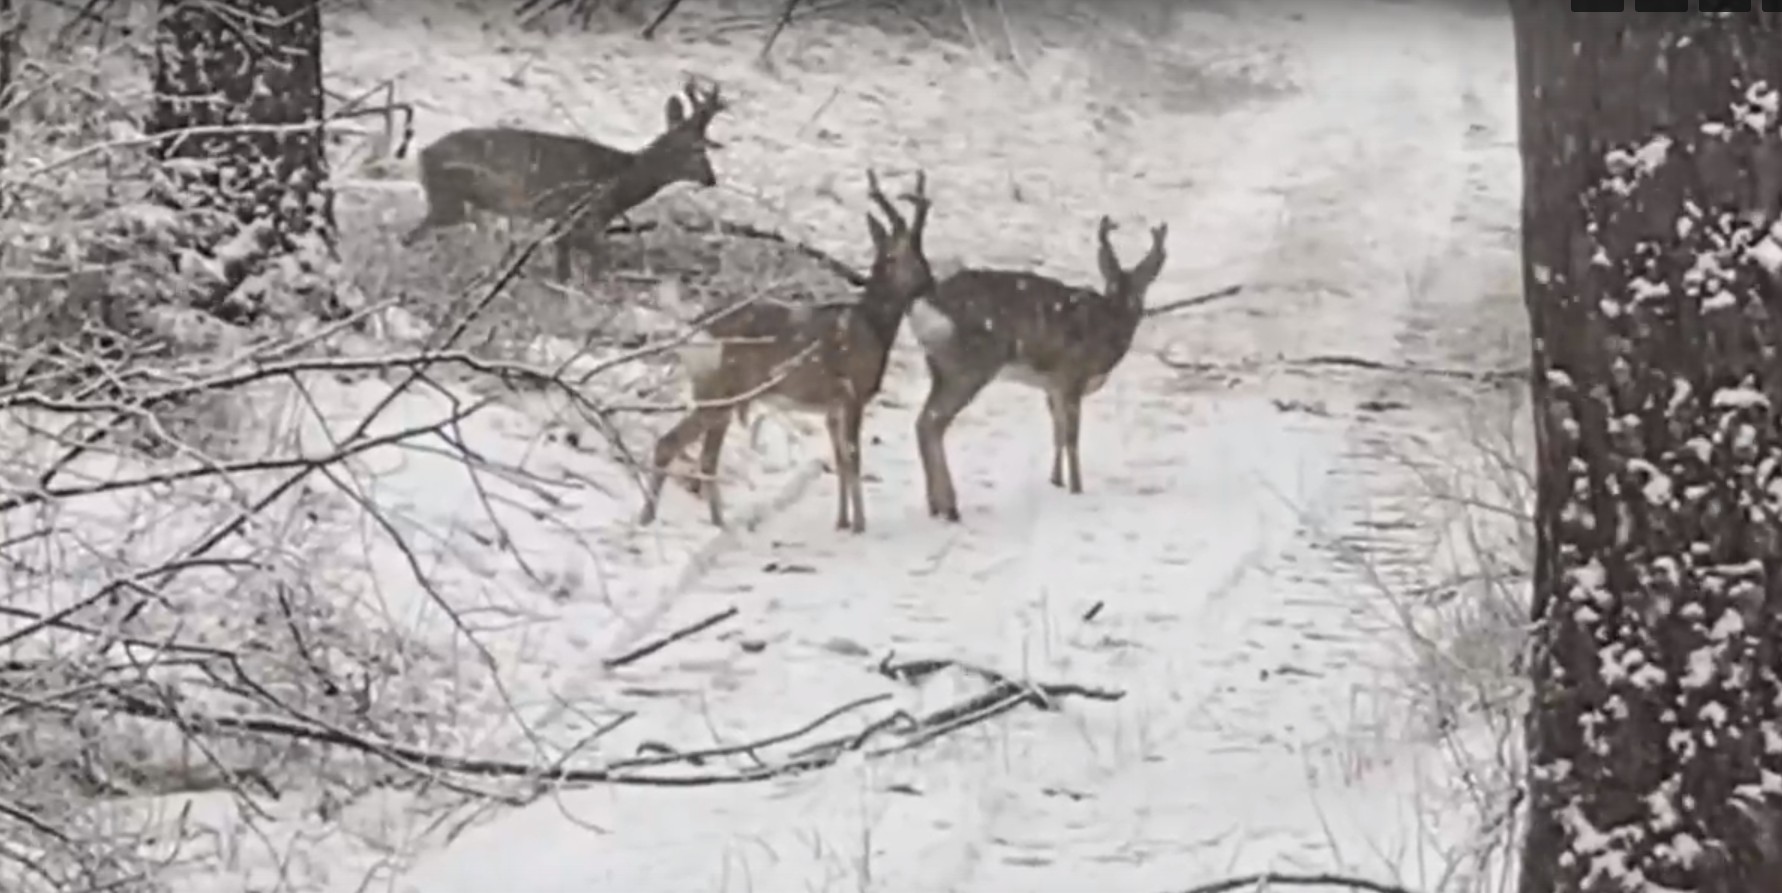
[637,169,934,533]
[402,81,727,281]
[907,216,1168,521]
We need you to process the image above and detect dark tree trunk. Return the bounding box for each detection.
[0,0,16,175]
[1514,6,1782,893]
[150,0,334,322]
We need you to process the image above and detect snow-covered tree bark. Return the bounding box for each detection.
[150,0,334,322]
[1513,7,1782,893]
[0,0,16,174]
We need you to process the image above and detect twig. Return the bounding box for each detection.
[1142,283,1246,319]
[1285,353,1528,383]
[602,606,739,669]
[0,556,253,651]
[76,685,867,787]
[871,653,1125,753]
[1171,872,1424,893]
[0,399,487,512]
[758,0,803,62]
[1155,350,1527,385]
[623,693,890,769]
[640,0,687,38]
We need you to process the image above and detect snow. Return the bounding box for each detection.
[4,0,1531,890]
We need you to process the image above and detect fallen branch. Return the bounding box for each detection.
[627,693,890,769]
[877,652,1123,703]
[78,682,879,787]
[641,0,687,38]
[602,606,738,669]
[1143,283,1246,319]
[42,648,1122,791]
[870,652,1124,754]
[1173,872,1424,893]
[1156,350,1528,385]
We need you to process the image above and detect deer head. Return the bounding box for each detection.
[650,80,729,187]
[863,169,934,300]
[1095,216,1168,306]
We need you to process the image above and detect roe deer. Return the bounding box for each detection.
[402,81,727,282]
[637,169,934,533]
[907,216,1168,521]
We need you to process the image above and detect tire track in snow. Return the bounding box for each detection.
[922,5,1500,890]
[441,4,1508,891]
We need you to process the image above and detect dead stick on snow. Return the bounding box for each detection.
[603,606,739,669]
[1173,871,1424,893]
[1143,283,1245,319]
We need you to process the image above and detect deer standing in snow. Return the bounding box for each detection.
[636,169,934,533]
[402,81,727,281]
[905,216,1168,521]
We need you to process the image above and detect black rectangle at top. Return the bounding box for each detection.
[1572,0,1782,8]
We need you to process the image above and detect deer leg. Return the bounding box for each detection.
[401,205,460,247]
[1045,389,1067,488]
[915,359,996,522]
[841,400,867,534]
[1061,385,1086,494]
[696,411,732,527]
[824,407,852,531]
[639,408,722,525]
[402,173,469,246]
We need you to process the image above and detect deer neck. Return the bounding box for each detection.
[858,272,916,344]
[599,156,678,218]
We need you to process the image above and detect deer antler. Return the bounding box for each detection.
[866,169,908,234]
[901,170,930,237]
[1094,214,1125,290]
[681,79,727,126]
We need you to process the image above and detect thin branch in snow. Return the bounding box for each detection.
[1170,871,1425,893]
[602,605,739,669]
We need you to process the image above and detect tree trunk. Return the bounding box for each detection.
[1514,7,1782,892]
[0,0,17,175]
[150,0,334,322]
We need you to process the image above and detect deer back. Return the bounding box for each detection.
[677,168,928,413]
[915,269,1139,383]
[417,126,634,220]
[680,302,879,409]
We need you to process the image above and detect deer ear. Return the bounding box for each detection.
[1131,226,1169,291]
[666,96,687,127]
[1096,217,1123,292]
[866,213,890,254]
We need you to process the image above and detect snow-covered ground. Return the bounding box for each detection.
[3,0,1532,890]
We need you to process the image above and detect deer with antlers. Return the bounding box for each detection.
[636,170,934,533]
[905,216,1169,521]
[403,80,728,281]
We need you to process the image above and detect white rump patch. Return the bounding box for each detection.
[676,330,724,381]
[906,299,955,351]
